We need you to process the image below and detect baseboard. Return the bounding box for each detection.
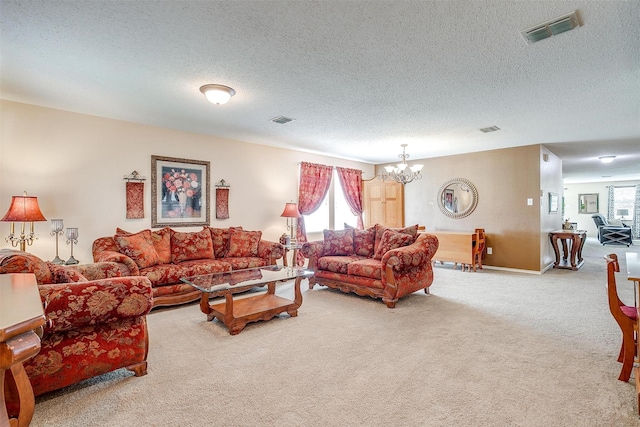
[482,265,546,275]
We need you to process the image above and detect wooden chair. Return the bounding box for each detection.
[472,228,486,271]
[605,253,637,382]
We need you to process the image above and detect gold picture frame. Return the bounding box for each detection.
[151,155,210,227]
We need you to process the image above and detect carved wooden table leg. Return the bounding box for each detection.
[1,274,46,427]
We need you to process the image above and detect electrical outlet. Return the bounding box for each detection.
[487,247,493,255]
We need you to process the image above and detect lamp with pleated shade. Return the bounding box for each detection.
[1,192,47,251]
[280,202,301,245]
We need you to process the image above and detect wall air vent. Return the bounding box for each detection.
[521,10,580,44]
[270,116,295,124]
[479,126,500,133]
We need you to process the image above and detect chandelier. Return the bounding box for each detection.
[382,144,423,185]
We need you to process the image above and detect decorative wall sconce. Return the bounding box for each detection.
[65,227,79,265]
[50,219,65,264]
[280,202,302,245]
[1,191,47,251]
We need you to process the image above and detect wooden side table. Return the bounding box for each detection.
[1,273,46,427]
[549,229,587,270]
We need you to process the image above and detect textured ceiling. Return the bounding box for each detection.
[1,0,638,183]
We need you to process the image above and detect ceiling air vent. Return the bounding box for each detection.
[521,10,580,44]
[479,126,500,133]
[270,116,295,125]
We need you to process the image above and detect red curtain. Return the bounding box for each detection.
[336,166,364,229]
[296,162,333,265]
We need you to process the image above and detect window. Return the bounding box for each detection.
[303,171,358,232]
[613,186,635,220]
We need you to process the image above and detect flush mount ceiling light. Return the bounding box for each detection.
[599,156,616,163]
[199,84,236,105]
[521,10,581,44]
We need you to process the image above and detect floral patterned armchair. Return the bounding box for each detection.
[0,249,153,396]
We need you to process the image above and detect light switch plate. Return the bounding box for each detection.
[527,198,533,206]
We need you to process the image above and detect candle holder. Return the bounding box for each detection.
[50,219,64,264]
[65,227,79,265]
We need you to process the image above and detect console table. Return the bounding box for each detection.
[549,229,587,270]
[1,273,46,427]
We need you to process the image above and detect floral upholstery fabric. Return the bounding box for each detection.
[26,316,149,397]
[374,224,418,254]
[347,258,382,280]
[0,249,53,284]
[322,229,355,256]
[353,226,376,257]
[258,240,284,264]
[93,248,140,276]
[227,229,262,257]
[206,226,243,258]
[74,262,125,280]
[224,257,268,270]
[39,277,152,332]
[315,270,384,290]
[317,255,365,274]
[140,259,231,287]
[373,229,415,260]
[116,227,172,264]
[114,229,160,269]
[46,262,88,283]
[170,228,214,263]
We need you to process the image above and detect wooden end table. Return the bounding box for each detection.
[549,229,587,270]
[1,273,46,427]
[181,266,313,335]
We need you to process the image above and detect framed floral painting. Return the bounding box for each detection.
[151,155,210,227]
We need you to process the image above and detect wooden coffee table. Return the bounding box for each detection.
[181,266,313,335]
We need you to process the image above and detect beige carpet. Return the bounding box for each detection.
[31,238,640,426]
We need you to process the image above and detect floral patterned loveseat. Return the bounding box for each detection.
[92,226,284,308]
[301,225,439,308]
[0,249,153,397]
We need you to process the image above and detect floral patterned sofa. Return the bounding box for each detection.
[92,226,284,308]
[301,225,439,308]
[0,249,153,397]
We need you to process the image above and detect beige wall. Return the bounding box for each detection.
[0,100,374,263]
[378,144,563,272]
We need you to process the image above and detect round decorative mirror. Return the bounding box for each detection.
[437,178,478,219]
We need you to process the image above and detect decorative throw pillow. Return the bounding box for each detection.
[116,227,171,264]
[170,228,215,263]
[227,229,262,258]
[373,229,415,260]
[114,229,160,269]
[206,226,243,258]
[150,227,172,264]
[353,226,376,257]
[374,224,418,254]
[322,229,355,256]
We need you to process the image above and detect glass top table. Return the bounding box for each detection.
[181,266,313,335]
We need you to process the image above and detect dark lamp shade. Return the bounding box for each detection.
[1,196,47,222]
[280,202,301,218]
[617,209,629,216]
